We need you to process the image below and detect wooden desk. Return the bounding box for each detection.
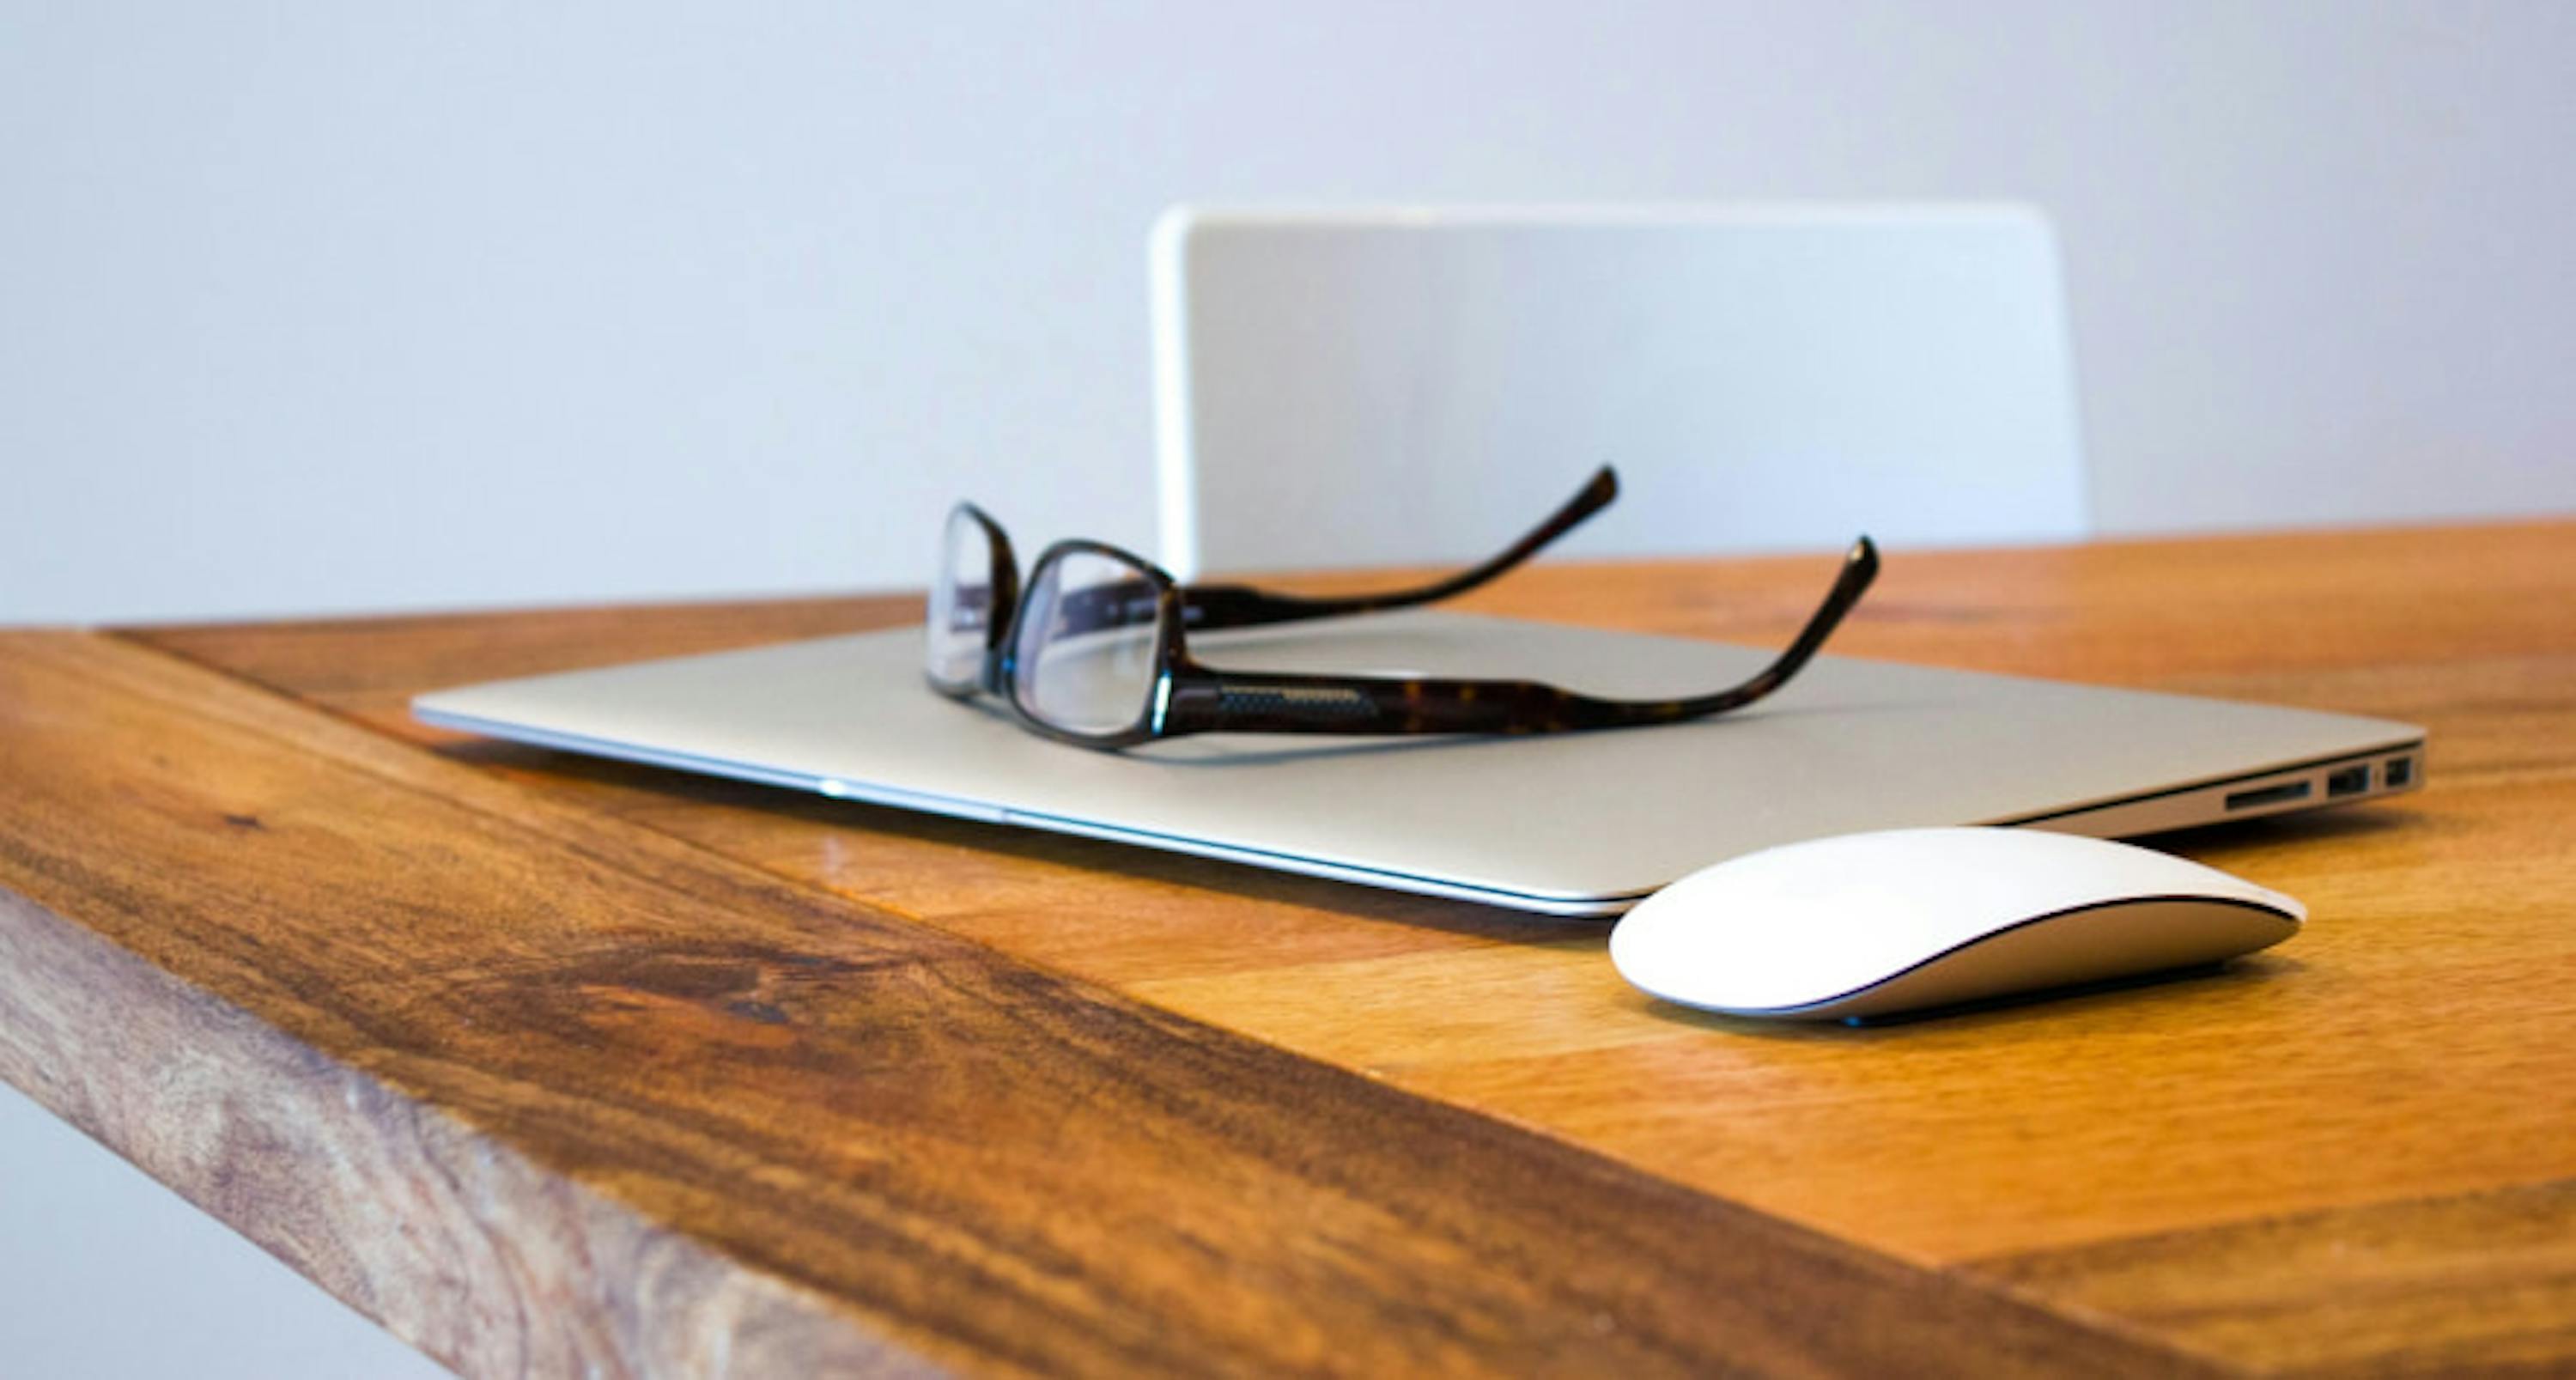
[2,520,2569,1376]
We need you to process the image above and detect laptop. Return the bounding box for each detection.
[413,611,2423,916]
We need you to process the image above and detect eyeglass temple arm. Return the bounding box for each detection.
[1159,537,1878,737]
[1173,466,1619,632]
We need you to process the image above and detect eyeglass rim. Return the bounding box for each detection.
[997,538,1182,750]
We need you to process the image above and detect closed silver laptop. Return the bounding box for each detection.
[414,612,2422,916]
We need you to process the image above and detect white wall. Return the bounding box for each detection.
[4,1,2573,625]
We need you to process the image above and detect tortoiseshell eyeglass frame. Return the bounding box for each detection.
[926,465,1880,751]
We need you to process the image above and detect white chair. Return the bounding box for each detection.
[1149,204,2089,580]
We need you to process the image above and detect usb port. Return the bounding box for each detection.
[2385,757,2415,788]
[2327,764,2370,798]
[2225,780,2314,812]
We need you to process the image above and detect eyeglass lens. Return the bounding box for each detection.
[927,508,998,689]
[1012,549,1164,736]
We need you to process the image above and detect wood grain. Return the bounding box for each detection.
[58,517,2576,1373]
[1973,1179,2576,1376]
[131,588,916,732]
[0,630,2184,1377]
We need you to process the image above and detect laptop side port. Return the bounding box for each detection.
[2385,756,2415,788]
[2225,780,2314,812]
[2327,764,2371,798]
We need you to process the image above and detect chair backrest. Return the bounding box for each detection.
[1150,204,2089,581]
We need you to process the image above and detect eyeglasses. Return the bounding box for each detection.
[925,466,1880,751]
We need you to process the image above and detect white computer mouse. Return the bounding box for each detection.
[1609,827,2305,1021]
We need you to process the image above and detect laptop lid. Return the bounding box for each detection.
[413,612,2423,916]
